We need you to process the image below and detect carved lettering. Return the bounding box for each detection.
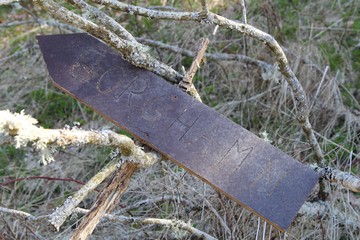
[97,68,125,93]
[113,76,148,106]
[183,124,220,157]
[214,139,253,172]
[141,95,175,121]
[166,110,200,141]
[70,49,107,83]
[250,159,290,197]
[69,62,94,83]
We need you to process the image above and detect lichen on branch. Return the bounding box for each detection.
[0,110,159,166]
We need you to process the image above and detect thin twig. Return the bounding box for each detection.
[179,38,209,102]
[137,38,264,66]
[0,0,19,5]
[0,176,86,188]
[114,195,191,215]
[180,38,209,89]
[240,0,248,64]
[0,206,47,221]
[240,0,247,24]
[67,0,138,44]
[137,38,279,81]
[199,0,208,13]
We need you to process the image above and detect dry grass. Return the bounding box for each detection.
[0,0,359,239]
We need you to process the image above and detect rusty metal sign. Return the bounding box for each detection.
[37,33,318,231]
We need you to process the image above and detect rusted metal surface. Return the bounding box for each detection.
[37,33,319,231]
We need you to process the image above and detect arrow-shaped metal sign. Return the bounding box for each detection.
[37,33,318,231]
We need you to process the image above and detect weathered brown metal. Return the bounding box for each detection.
[37,33,319,231]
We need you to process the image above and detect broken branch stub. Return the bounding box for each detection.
[37,33,318,231]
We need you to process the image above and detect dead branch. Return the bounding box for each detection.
[298,201,360,229]
[48,157,119,231]
[1,110,162,232]
[179,38,209,102]
[67,0,140,45]
[34,0,183,83]
[240,0,247,24]
[136,38,279,81]
[136,37,267,67]
[0,0,19,5]
[108,216,218,240]
[199,0,208,14]
[0,110,159,166]
[0,206,47,221]
[69,162,138,240]
[311,165,360,193]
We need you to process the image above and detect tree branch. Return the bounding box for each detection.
[179,38,209,102]
[0,110,159,166]
[311,165,360,193]
[137,38,279,81]
[67,0,139,44]
[69,162,138,240]
[34,0,183,83]
[298,201,360,229]
[48,157,119,231]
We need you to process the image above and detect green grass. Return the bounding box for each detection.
[0,146,26,176]
[24,89,93,128]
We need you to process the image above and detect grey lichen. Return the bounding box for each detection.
[48,196,78,231]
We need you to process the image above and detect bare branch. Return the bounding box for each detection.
[34,0,183,83]
[0,110,159,166]
[311,165,360,193]
[240,0,247,24]
[48,148,160,230]
[0,0,19,5]
[67,0,138,44]
[69,162,138,240]
[179,38,209,102]
[180,38,209,89]
[199,0,208,13]
[0,206,47,221]
[48,157,119,231]
[137,38,279,81]
[92,0,200,20]
[298,201,360,229]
